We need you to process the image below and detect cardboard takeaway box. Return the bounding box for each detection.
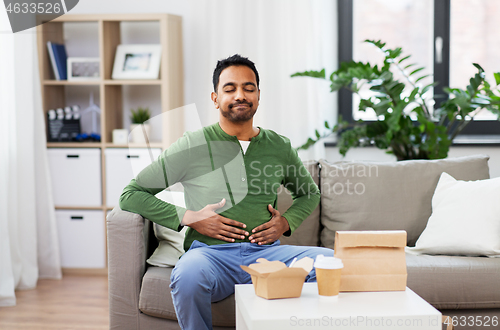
[240,257,313,299]
[334,230,407,292]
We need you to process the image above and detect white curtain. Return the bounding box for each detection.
[184,0,338,160]
[0,9,62,307]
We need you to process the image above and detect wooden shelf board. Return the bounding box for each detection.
[47,142,102,148]
[54,206,105,210]
[43,80,101,86]
[47,16,100,23]
[51,13,170,22]
[104,79,162,85]
[104,142,163,148]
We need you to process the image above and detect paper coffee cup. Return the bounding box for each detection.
[314,255,343,297]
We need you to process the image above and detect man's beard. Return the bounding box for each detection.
[220,101,257,123]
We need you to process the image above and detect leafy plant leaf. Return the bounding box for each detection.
[398,55,411,64]
[408,88,419,102]
[473,63,484,72]
[422,82,438,95]
[415,74,431,83]
[494,72,500,86]
[290,69,325,79]
[409,67,425,76]
[366,121,388,137]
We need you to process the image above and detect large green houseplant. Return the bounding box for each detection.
[292,40,500,160]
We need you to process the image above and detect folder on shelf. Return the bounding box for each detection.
[47,41,68,80]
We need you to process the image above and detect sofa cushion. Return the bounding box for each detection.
[147,190,187,267]
[319,155,490,248]
[408,172,500,257]
[406,254,500,309]
[139,266,236,327]
[278,160,321,246]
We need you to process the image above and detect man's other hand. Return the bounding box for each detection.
[249,204,290,245]
[181,198,249,243]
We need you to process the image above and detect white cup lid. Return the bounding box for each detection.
[314,254,343,269]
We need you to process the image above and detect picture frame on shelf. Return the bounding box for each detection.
[111,44,162,80]
[67,57,100,81]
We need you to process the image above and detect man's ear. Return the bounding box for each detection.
[211,91,219,109]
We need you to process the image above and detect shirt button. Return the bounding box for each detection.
[241,178,246,182]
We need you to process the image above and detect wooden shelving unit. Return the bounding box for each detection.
[36,14,184,275]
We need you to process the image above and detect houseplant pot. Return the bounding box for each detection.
[129,123,151,144]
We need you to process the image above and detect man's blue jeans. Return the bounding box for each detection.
[170,240,333,330]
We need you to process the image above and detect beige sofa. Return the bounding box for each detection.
[107,155,500,330]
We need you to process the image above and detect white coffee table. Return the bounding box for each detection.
[235,283,441,330]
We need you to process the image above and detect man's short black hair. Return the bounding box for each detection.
[212,54,260,92]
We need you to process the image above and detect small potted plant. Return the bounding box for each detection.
[130,107,151,143]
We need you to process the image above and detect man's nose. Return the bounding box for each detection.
[235,88,246,101]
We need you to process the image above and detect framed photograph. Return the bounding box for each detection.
[67,58,100,81]
[111,44,162,80]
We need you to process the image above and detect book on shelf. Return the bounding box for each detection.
[47,41,68,80]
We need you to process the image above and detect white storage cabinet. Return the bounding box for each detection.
[56,210,105,268]
[48,148,102,207]
[105,148,162,207]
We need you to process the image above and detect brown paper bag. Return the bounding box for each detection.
[334,230,407,292]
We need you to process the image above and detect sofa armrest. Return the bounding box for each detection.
[107,206,151,328]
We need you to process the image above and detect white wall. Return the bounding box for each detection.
[325,146,500,178]
[69,1,500,178]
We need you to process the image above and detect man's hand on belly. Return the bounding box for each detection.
[181,198,249,243]
[248,204,290,245]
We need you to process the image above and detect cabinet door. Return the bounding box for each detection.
[48,148,102,207]
[105,148,161,207]
[55,210,105,268]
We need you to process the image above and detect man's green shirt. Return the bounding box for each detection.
[119,123,320,251]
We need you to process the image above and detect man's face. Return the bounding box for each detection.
[211,65,260,123]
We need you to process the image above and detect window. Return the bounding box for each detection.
[353,0,434,121]
[450,0,500,121]
[338,0,500,135]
